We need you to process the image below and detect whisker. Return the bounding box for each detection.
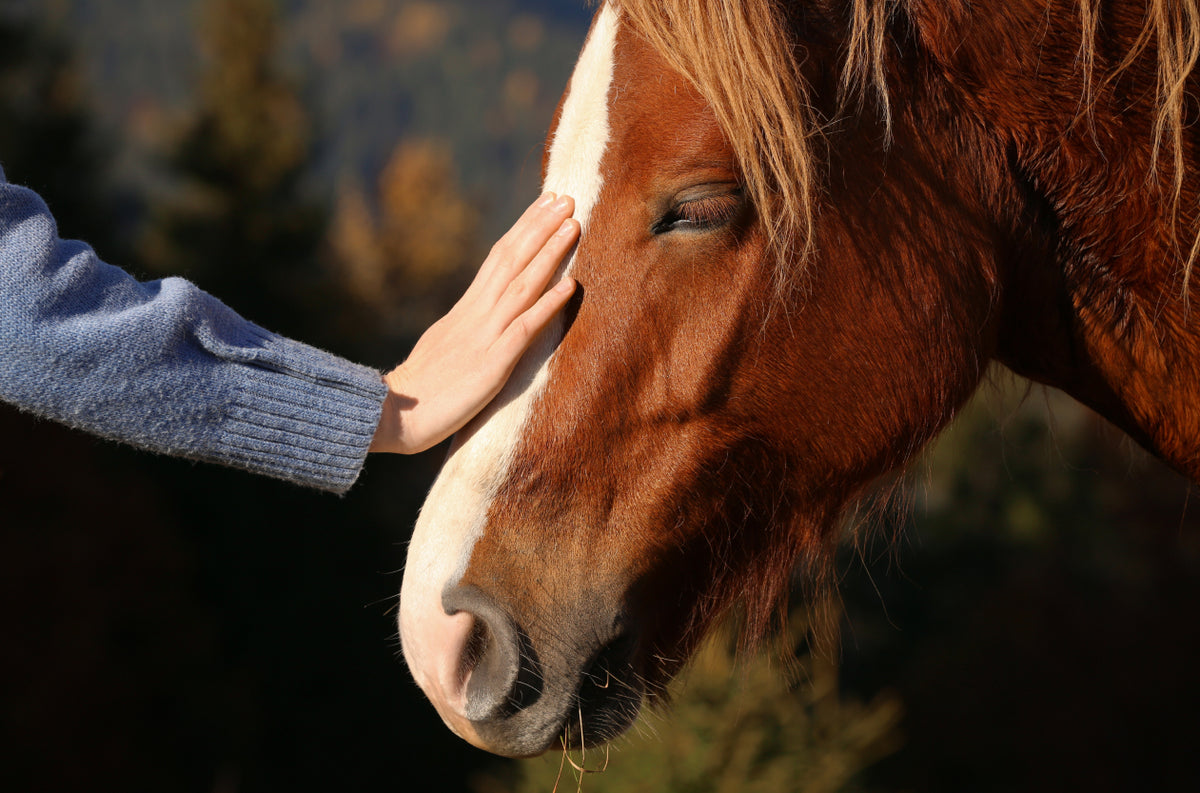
[551,735,569,793]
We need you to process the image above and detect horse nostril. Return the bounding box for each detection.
[442,584,542,722]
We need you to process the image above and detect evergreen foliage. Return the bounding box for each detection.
[139,0,331,341]
[0,11,123,255]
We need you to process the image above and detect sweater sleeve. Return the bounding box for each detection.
[0,166,388,494]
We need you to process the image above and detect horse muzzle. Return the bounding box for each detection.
[400,582,644,757]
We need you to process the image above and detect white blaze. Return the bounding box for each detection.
[398,3,619,718]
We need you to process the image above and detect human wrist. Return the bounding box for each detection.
[370,371,403,454]
[371,366,422,454]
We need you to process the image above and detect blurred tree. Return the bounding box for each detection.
[0,11,127,256]
[140,0,331,342]
[328,138,478,338]
[387,1,455,59]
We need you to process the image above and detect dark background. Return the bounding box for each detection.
[2,2,1198,791]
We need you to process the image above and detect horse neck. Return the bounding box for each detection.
[889,0,1200,479]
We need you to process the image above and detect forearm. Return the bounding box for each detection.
[0,167,386,494]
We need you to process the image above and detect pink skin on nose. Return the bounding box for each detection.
[400,607,488,747]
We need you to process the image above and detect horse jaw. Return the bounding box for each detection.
[397,2,620,757]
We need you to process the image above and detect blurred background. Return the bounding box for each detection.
[1,1,1198,791]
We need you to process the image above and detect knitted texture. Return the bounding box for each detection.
[0,165,387,493]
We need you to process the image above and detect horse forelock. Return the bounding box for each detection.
[613,0,819,298]
[614,0,1200,288]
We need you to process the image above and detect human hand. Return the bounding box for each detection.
[369,192,580,454]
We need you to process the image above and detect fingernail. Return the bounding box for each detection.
[555,219,577,236]
[552,195,572,212]
[553,277,575,293]
[537,191,557,207]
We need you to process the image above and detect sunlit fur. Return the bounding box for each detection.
[1096,0,1200,277]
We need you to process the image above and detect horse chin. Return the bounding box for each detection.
[559,632,646,751]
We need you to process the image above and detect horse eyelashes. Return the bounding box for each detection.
[680,193,742,227]
[655,192,744,235]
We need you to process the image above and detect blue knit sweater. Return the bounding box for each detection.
[0,164,388,494]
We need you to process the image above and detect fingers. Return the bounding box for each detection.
[491,216,580,322]
[495,276,578,362]
[476,193,576,300]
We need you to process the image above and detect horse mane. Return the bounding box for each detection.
[615,0,1200,287]
[1094,0,1200,279]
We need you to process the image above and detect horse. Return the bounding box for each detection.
[398,0,1200,758]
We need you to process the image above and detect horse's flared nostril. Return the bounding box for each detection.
[442,584,542,722]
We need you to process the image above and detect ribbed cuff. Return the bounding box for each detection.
[209,347,388,494]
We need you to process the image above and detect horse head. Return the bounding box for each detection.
[399,0,1200,757]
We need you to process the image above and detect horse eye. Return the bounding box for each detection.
[653,191,743,235]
